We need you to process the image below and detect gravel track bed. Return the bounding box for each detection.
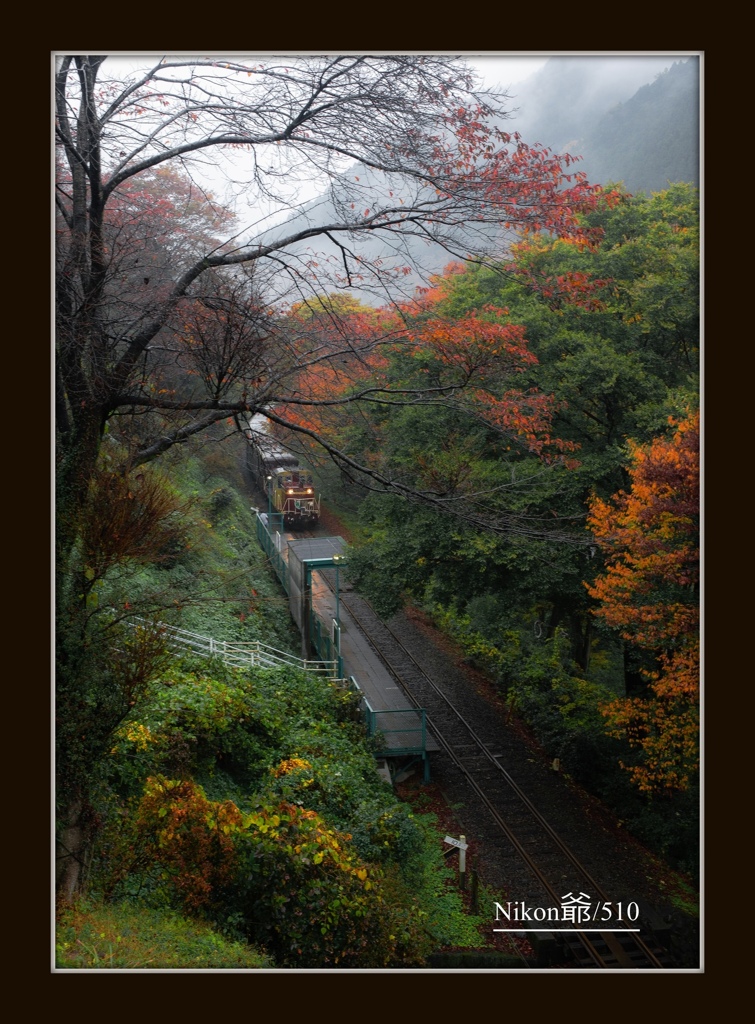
[341,589,700,968]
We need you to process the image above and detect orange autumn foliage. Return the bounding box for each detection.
[276,293,577,466]
[107,777,244,912]
[586,411,699,794]
[274,302,397,437]
[404,307,577,460]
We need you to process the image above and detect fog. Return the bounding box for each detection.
[68,53,699,301]
[88,53,695,232]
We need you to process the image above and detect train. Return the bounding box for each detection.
[244,415,321,529]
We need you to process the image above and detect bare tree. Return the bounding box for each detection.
[55,54,605,559]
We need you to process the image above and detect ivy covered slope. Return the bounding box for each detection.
[57,440,485,970]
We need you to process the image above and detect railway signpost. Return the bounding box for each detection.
[444,835,468,889]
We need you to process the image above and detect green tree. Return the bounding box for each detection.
[56,55,607,573]
[56,463,187,895]
[338,184,699,672]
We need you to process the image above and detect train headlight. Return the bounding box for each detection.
[287,489,294,495]
[307,488,312,494]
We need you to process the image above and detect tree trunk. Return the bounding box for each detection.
[55,410,104,901]
[56,796,85,900]
[55,405,104,575]
[547,597,566,639]
[572,613,592,673]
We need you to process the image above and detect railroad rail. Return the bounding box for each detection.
[323,578,673,970]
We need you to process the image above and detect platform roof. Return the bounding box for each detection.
[287,536,347,563]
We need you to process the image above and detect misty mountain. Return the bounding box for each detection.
[575,59,699,194]
[501,56,686,154]
[488,55,699,195]
[252,56,700,302]
[250,159,488,306]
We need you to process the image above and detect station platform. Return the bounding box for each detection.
[306,560,440,763]
[257,516,437,779]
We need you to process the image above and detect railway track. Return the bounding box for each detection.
[320,574,674,969]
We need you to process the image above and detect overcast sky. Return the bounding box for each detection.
[83,54,687,234]
[95,54,554,229]
[102,52,549,86]
[468,55,549,89]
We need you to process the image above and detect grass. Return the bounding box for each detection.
[56,899,274,970]
[665,876,700,918]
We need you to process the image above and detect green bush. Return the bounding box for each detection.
[225,799,431,967]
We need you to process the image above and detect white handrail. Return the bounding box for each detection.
[131,619,338,676]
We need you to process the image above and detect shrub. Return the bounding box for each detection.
[227,799,430,967]
[102,776,243,913]
[75,448,490,966]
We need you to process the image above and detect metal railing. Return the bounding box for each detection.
[255,513,288,592]
[248,513,429,762]
[344,676,427,756]
[134,619,338,676]
[309,611,344,679]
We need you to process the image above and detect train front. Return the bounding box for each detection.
[274,468,320,528]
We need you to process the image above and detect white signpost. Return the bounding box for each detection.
[444,835,468,888]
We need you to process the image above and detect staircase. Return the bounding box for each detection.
[133,619,339,677]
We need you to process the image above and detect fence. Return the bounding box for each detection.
[344,676,428,761]
[133,619,338,677]
[250,512,430,772]
[255,513,288,592]
[309,610,344,679]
